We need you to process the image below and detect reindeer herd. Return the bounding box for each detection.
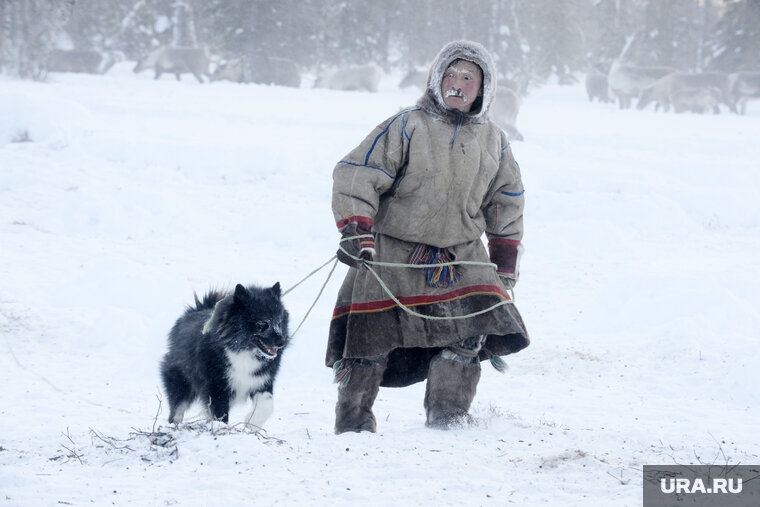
[45,46,527,141]
[45,46,379,91]
[586,62,760,115]
[48,47,758,142]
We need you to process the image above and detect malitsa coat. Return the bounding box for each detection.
[327,40,529,387]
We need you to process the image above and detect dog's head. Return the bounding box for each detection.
[234,282,289,359]
[206,282,290,359]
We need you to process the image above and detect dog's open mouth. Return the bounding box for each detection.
[257,340,280,358]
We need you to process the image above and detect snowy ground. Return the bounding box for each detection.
[1,64,759,506]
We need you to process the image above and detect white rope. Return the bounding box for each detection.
[286,257,339,339]
[278,233,514,334]
[336,234,515,320]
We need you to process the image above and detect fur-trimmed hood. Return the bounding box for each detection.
[417,40,497,125]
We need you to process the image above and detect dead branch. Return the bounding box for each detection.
[60,428,84,464]
[152,393,162,433]
[88,428,135,452]
[606,469,630,485]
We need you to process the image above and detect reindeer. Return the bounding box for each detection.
[399,68,428,90]
[251,57,300,87]
[585,67,612,103]
[637,72,732,113]
[607,61,676,109]
[211,58,243,83]
[47,49,120,74]
[133,47,211,83]
[212,57,300,87]
[671,87,721,114]
[314,64,384,93]
[490,87,524,141]
[728,71,760,115]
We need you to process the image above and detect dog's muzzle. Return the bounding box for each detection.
[256,339,281,359]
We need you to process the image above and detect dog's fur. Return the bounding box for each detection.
[160,282,290,427]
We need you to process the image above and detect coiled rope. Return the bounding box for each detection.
[283,234,514,337]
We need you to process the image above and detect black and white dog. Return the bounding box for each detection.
[160,283,290,428]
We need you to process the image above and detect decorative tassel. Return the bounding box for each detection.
[409,244,460,288]
[482,347,508,373]
[333,359,351,387]
[489,355,508,373]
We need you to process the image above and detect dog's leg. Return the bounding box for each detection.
[161,364,194,424]
[245,391,273,429]
[207,392,230,423]
[170,401,191,424]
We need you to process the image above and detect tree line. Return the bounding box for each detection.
[1,0,758,90]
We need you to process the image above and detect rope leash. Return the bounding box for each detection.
[362,264,514,321]
[284,256,339,339]
[339,234,515,320]
[282,255,338,297]
[282,234,514,336]
[341,234,500,270]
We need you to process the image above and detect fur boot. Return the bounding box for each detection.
[334,357,387,434]
[424,349,481,429]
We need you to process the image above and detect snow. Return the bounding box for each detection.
[1,65,759,506]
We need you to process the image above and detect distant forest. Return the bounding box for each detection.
[1,0,759,89]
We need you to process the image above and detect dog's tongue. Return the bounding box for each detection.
[258,340,278,357]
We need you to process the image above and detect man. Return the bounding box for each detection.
[440,59,483,113]
[328,40,529,433]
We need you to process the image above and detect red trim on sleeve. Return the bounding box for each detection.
[336,216,374,229]
[488,238,521,247]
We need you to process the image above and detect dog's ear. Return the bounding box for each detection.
[271,282,281,298]
[233,284,250,303]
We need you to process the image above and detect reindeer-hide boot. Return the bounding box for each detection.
[334,357,387,434]
[424,337,483,429]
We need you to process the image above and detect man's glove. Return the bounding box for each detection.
[336,219,375,268]
[488,238,523,290]
[499,274,516,290]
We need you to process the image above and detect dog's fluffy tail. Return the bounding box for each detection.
[191,289,226,311]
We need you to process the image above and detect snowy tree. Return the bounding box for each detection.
[507,0,586,88]
[314,1,400,69]
[392,0,446,68]
[9,0,759,87]
[706,0,760,71]
[628,0,705,70]
[171,1,197,47]
[55,0,120,51]
[0,0,76,78]
[192,0,322,70]
[582,0,640,70]
[491,0,529,83]
[113,0,172,58]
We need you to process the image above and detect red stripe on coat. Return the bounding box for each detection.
[332,284,511,319]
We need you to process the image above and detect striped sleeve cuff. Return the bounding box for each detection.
[488,238,522,277]
[336,215,373,232]
[337,216,374,253]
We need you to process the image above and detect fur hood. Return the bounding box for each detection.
[417,40,497,125]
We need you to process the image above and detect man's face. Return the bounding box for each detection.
[441,59,483,113]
